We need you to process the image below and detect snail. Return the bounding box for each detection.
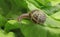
[17,10,46,24]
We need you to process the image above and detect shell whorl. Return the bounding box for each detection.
[30,10,46,24]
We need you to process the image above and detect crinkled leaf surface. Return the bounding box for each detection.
[51,11,60,21]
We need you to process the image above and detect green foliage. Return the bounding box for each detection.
[0,15,7,27]
[47,27,60,37]
[19,19,47,37]
[0,0,28,18]
[0,29,15,37]
[51,11,60,21]
[4,20,20,32]
[27,0,60,15]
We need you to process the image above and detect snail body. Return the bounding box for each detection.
[17,13,29,21]
[17,10,46,24]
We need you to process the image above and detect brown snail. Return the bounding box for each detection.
[17,10,46,24]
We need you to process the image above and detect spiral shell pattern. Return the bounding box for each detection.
[30,10,46,24]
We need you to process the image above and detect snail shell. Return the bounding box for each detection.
[29,10,46,24]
